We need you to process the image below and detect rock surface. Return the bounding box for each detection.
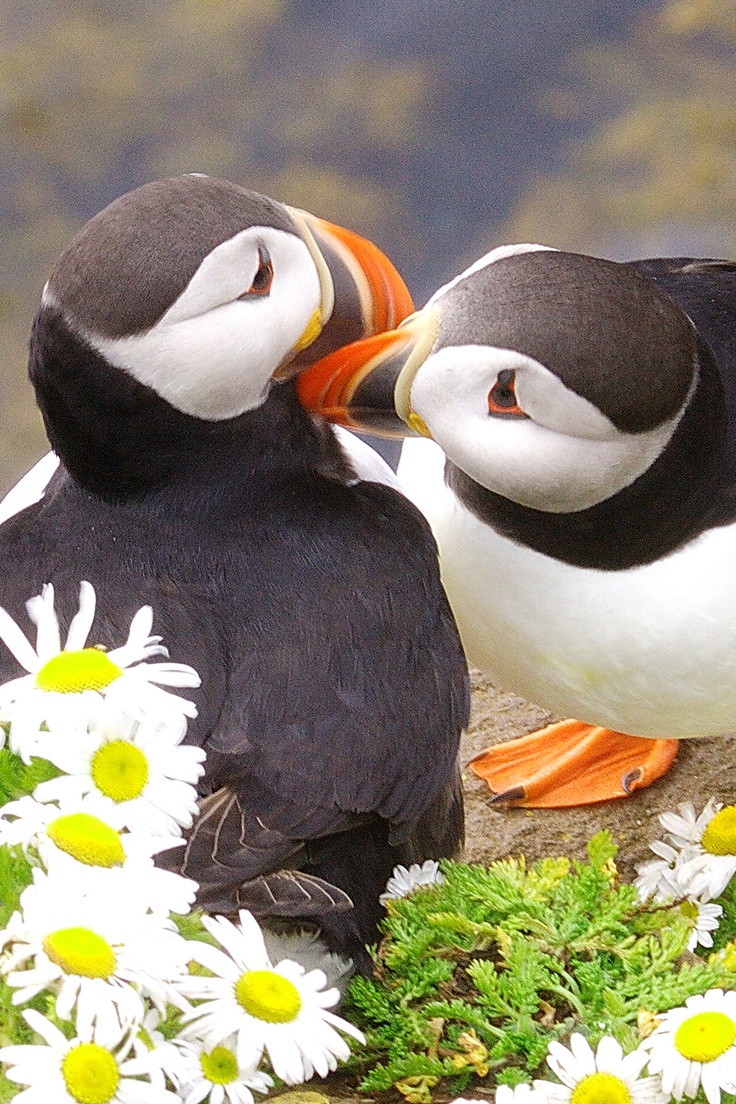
[463,671,736,885]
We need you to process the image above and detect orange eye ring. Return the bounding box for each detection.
[488,369,527,417]
[239,246,274,299]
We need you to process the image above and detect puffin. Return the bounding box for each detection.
[0,174,469,969]
[296,242,736,808]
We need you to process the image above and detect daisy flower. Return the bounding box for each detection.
[179,909,365,1085]
[0,580,200,761]
[379,859,445,903]
[32,706,205,835]
[632,846,724,952]
[635,799,736,904]
[641,989,736,1104]
[634,840,694,904]
[0,865,192,1036]
[168,1035,273,1104]
[681,897,723,951]
[0,1007,179,1104]
[534,1032,668,1104]
[0,793,196,913]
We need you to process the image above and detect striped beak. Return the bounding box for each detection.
[276,209,415,379]
[295,307,439,438]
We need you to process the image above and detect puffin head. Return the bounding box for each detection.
[30,174,413,491]
[297,244,701,513]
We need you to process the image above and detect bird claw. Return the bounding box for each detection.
[486,785,526,806]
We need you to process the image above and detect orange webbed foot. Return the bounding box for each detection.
[468,719,679,808]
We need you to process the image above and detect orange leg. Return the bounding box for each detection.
[469,719,679,808]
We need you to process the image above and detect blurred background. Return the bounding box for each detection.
[0,0,733,492]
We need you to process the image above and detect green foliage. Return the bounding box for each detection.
[0,747,57,926]
[0,747,61,804]
[344,831,736,1097]
[0,843,34,928]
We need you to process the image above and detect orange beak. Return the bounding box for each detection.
[278,210,415,379]
[296,307,439,437]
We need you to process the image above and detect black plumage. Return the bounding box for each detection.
[2,300,468,970]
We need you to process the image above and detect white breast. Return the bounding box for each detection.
[401,439,736,740]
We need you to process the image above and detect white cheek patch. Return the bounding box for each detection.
[410,344,689,513]
[163,226,268,323]
[85,229,321,421]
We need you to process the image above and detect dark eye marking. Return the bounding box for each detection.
[238,246,273,299]
[488,369,527,417]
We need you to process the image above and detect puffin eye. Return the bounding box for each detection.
[240,246,274,299]
[488,369,527,417]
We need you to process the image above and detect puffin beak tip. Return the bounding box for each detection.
[296,309,437,437]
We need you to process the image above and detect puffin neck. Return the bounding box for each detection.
[447,334,734,570]
[28,306,336,501]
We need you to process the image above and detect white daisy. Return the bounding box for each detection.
[641,989,736,1104]
[682,897,723,951]
[32,707,205,835]
[0,1007,179,1104]
[634,840,694,904]
[0,865,192,1036]
[0,581,201,761]
[379,859,445,903]
[168,1034,273,1104]
[179,909,365,1085]
[635,799,736,904]
[675,804,736,902]
[534,1032,668,1104]
[0,793,196,913]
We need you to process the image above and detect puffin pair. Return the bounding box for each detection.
[298,242,736,807]
[0,174,469,970]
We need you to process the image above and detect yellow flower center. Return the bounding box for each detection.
[47,813,125,867]
[35,648,122,694]
[90,740,149,802]
[674,1010,736,1062]
[702,806,736,856]
[570,1072,631,1104]
[61,1042,120,1104]
[43,926,117,978]
[200,1044,240,1085]
[234,968,302,1023]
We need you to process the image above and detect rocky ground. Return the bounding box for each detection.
[462,670,736,884]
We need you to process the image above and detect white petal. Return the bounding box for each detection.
[27,584,61,660]
[185,1083,212,1104]
[701,1062,726,1104]
[186,941,241,982]
[594,1035,623,1072]
[0,607,39,673]
[22,1009,69,1050]
[65,581,96,651]
[108,605,156,667]
[568,1034,596,1077]
[141,663,202,689]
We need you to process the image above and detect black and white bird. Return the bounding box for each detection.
[0,174,468,968]
[297,242,736,808]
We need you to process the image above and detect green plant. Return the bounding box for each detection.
[345,832,736,1097]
